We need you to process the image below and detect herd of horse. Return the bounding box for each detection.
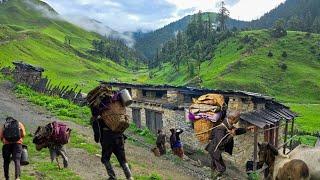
[257,142,320,180]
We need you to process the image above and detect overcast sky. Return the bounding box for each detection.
[43,0,286,32]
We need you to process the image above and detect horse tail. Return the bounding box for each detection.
[300,161,309,179]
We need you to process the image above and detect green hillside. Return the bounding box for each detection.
[134,12,246,60]
[149,30,320,104]
[0,0,146,91]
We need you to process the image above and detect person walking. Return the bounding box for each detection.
[205,111,254,179]
[156,129,166,155]
[90,97,133,180]
[0,117,26,180]
[169,128,184,158]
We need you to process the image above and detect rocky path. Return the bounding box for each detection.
[0,81,204,180]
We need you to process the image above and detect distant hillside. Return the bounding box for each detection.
[247,0,320,32]
[134,12,247,60]
[0,0,146,91]
[148,30,320,103]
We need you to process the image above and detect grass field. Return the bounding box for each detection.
[150,30,320,104]
[289,103,320,133]
[0,0,148,92]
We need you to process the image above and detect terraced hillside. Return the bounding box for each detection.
[0,0,146,92]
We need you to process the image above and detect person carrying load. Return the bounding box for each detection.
[170,128,184,158]
[87,85,133,180]
[0,117,26,180]
[205,111,254,179]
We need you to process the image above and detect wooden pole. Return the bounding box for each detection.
[289,119,294,150]
[253,126,258,171]
[283,120,288,155]
[275,122,279,147]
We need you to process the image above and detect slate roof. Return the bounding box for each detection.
[13,61,44,72]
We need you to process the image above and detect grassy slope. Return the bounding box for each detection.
[150,30,320,104]
[0,0,146,92]
[149,30,320,134]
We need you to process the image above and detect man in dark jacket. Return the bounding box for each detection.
[156,129,166,155]
[90,96,133,180]
[205,111,254,178]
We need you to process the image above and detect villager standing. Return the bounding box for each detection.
[0,117,26,180]
[205,111,254,179]
[156,129,166,155]
[89,86,133,180]
[170,128,184,158]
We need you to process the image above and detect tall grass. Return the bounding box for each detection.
[15,85,91,126]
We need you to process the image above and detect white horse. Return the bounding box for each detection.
[258,143,320,180]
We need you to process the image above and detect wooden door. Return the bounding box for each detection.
[132,108,141,128]
[146,109,155,132]
[155,112,163,131]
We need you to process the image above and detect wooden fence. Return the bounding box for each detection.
[1,67,87,106]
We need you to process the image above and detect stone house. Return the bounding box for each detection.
[102,82,297,168]
[12,61,44,85]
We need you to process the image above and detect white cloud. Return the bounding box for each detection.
[42,0,286,32]
[229,0,286,20]
[167,0,286,21]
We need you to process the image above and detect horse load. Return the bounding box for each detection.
[33,121,71,150]
[188,94,226,143]
[87,84,133,132]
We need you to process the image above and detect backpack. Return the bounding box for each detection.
[3,118,21,143]
[50,121,71,145]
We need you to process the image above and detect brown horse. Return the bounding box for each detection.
[258,143,310,180]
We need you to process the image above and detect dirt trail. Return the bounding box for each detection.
[0,81,201,180]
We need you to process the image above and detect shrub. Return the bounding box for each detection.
[279,62,287,71]
[310,46,316,54]
[237,45,244,50]
[282,51,288,58]
[242,35,251,44]
[267,51,273,57]
[248,172,260,180]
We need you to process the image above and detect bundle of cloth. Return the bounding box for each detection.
[188,94,226,123]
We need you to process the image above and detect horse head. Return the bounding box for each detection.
[258,142,279,166]
[33,125,51,144]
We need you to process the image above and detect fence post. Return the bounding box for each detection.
[253,126,258,171]
[290,118,294,150]
[283,120,288,154]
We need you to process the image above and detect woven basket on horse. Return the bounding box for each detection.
[101,101,129,133]
[190,93,225,144]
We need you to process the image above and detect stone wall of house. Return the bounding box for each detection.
[13,70,42,85]
[131,89,143,99]
[228,96,255,112]
[125,95,286,168]
[126,102,202,148]
[226,121,265,168]
[167,90,184,104]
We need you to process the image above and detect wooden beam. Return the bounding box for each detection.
[253,126,258,171]
[289,118,295,150]
[283,120,288,154]
[275,122,279,147]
